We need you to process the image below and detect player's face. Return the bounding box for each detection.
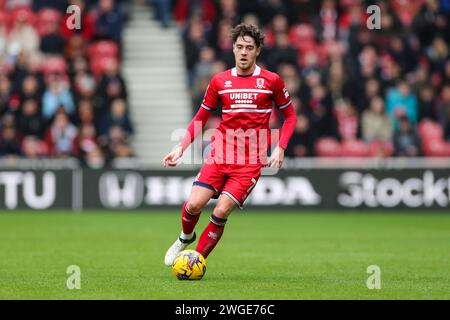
[233,36,261,72]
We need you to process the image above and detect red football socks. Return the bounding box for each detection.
[196,214,227,258]
[181,202,201,236]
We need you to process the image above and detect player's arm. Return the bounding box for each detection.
[162,106,213,167]
[163,78,219,167]
[268,105,297,168]
[267,76,298,168]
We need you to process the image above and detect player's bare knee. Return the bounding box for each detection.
[212,205,232,220]
[186,199,204,214]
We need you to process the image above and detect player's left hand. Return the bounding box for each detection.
[267,146,285,168]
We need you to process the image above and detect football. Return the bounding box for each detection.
[172,250,207,280]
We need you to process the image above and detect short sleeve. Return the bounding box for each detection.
[273,75,292,110]
[201,76,219,111]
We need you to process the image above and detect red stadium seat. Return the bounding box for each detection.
[422,139,450,157]
[37,8,62,36]
[320,40,345,61]
[314,138,341,157]
[367,140,394,157]
[41,56,67,75]
[289,24,315,44]
[90,56,118,79]
[0,10,9,27]
[88,41,119,59]
[341,139,370,157]
[11,6,35,27]
[417,120,443,141]
[298,48,319,67]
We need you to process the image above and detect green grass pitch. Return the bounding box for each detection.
[0,211,449,299]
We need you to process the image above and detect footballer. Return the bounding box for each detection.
[163,24,297,265]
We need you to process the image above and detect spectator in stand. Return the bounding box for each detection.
[393,115,421,157]
[174,0,216,25]
[82,145,107,168]
[0,75,13,116]
[20,74,42,102]
[17,99,45,137]
[112,141,134,158]
[40,20,66,55]
[361,96,392,142]
[334,98,359,141]
[257,0,293,26]
[65,34,89,60]
[152,0,172,28]
[98,98,133,137]
[426,36,449,74]
[327,61,353,103]
[32,0,68,12]
[413,0,445,47]
[193,46,216,82]
[1,112,16,128]
[285,113,313,157]
[93,0,123,44]
[443,59,450,83]
[73,72,96,101]
[42,73,75,120]
[96,59,127,114]
[320,0,338,40]
[437,84,450,140]
[21,135,48,158]
[7,10,39,56]
[0,12,7,57]
[387,35,417,75]
[385,81,419,129]
[309,84,336,141]
[216,0,241,26]
[11,53,45,94]
[182,17,210,83]
[77,98,96,127]
[266,33,297,71]
[260,14,289,50]
[278,63,301,99]
[99,125,129,160]
[77,123,98,158]
[418,84,437,121]
[215,18,234,66]
[0,126,21,157]
[355,78,382,112]
[355,45,379,84]
[44,110,78,157]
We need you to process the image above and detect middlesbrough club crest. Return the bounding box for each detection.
[256,78,265,89]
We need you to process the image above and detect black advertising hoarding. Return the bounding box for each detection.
[1,168,450,210]
[85,169,450,210]
[0,169,74,210]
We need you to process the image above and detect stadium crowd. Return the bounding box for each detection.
[0,0,133,167]
[176,0,450,158]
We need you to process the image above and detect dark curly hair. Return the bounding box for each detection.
[230,23,265,48]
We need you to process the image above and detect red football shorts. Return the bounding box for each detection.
[193,161,262,209]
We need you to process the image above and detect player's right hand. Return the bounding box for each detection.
[162,145,183,167]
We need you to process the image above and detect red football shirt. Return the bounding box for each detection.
[201,66,292,165]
